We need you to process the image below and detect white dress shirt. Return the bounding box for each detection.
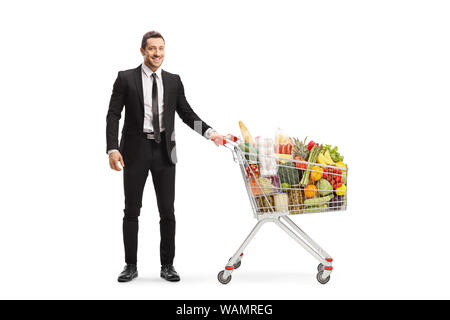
[107,64,215,155]
[142,63,165,133]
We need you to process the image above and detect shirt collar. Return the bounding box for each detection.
[142,63,162,78]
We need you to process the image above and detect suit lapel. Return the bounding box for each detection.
[134,65,144,108]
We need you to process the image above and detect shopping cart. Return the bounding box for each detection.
[216,135,348,284]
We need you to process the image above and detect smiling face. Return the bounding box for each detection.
[140,37,165,71]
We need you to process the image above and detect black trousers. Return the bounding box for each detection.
[122,132,176,265]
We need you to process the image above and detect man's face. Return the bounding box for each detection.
[140,37,165,70]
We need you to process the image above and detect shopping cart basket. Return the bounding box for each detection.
[216,135,348,284]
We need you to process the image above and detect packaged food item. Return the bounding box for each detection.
[274,128,292,158]
[258,177,274,194]
[257,138,277,176]
[273,192,289,212]
[259,157,277,176]
[288,184,304,214]
[249,178,262,195]
[274,153,293,164]
[245,163,260,178]
[255,195,274,213]
[275,128,289,145]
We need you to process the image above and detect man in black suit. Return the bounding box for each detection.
[106,31,222,282]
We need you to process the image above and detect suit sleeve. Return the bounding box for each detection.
[175,75,212,136]
[106,72,125,154]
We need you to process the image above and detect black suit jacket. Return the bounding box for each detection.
[106,65,212,165]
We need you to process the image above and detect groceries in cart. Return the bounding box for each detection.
[237,121,348,215]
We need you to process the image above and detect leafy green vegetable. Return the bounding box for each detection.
[281,182,291,191]
[323,145,344,162]
[316,179,333,196]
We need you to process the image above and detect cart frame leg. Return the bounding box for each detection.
[280,216,333,265]
[222,219,268,279]
[274,216,333,279]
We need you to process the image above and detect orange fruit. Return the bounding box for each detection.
[304,184,318,198]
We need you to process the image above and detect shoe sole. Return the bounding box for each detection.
[160,273,180,282]
[118,272,138,282]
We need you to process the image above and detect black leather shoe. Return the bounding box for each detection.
[118,264,138,282]
[160,264,180,282]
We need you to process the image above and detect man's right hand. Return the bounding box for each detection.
[109,151,125,171]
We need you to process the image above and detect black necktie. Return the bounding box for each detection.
[151,73,161,143]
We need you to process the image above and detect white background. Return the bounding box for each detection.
[0,0,449,299]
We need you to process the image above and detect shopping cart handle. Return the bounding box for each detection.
[227,134,239,142]
[215,134,239,146]
[215,137,227,146]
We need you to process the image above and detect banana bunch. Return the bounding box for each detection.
[317,150,336,166]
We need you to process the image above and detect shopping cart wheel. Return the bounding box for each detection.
[316,271,330,284]
[317,263,324,272]
[217,270,232,285]
[228,257,242,269]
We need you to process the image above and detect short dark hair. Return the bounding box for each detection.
[141,31,165,50]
